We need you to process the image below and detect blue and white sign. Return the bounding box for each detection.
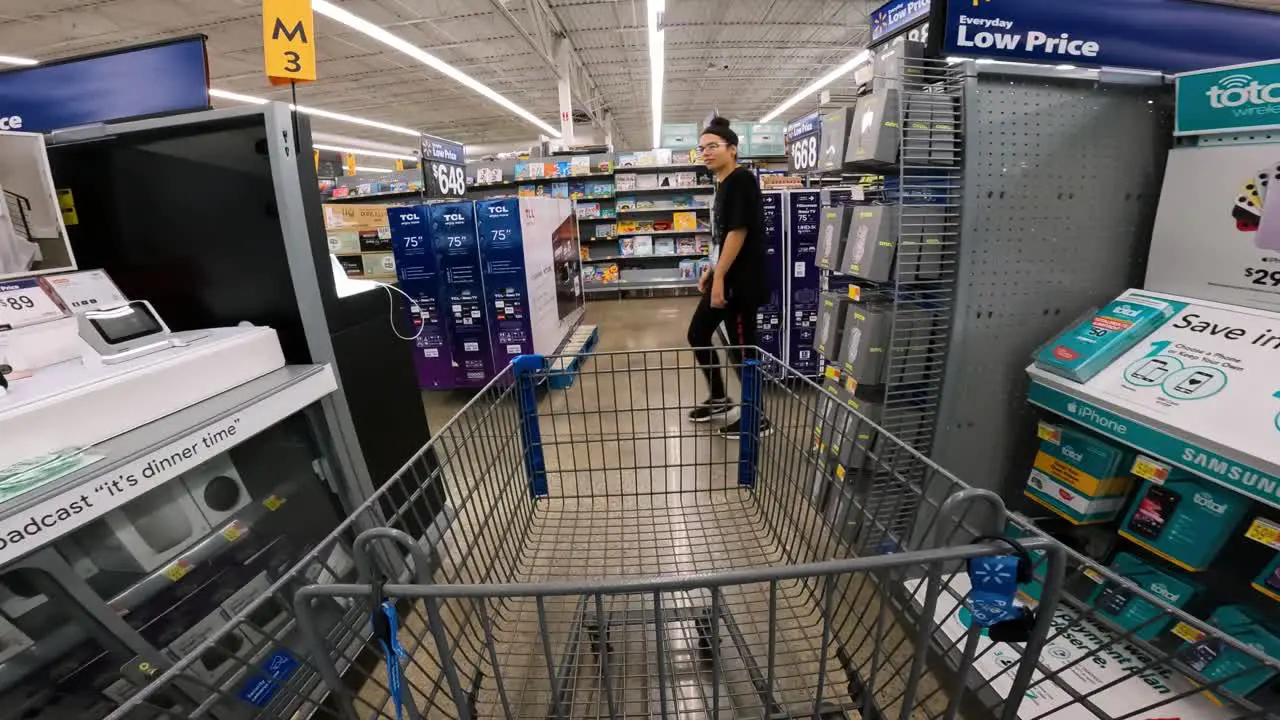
[1176,60,1280,136]
[785,112,821,174]
[870,0,931,45]
[944,0,1280,74]
[0,37,209,133]
[421,134,465,165]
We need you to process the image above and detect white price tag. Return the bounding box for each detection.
[0,279,66,330]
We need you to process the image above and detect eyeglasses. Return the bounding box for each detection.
[696,142,723,153]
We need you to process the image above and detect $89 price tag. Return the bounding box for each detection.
[0,279,66,330]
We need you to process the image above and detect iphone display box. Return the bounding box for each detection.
[842,205,899,283]
[814,293,852,361]
[838,303,893,385]
[818,106,857,172]
[1089,552,1200,641]
[816,205,854,271]
[846,88,900,169]
[1119,475,1250,571]
[1180,605,1280,699]
[1034,292,1181,383]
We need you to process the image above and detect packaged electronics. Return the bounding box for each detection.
[818,106,857,172]
[1024,424,1134,524]
[839,302,893,385]
[1034,292,1180,383]
[930,96,959,165]
[872,36,925,90]
[817,205,854,270]
[834,385,884,472]
[1252,553,1280,602]
[1119,474,1250,571]
[846,88,900,169]
[1089,552,1200,641]
[842,205,899,283]
[814,293,852,361]
[1179,605,1280,699]
[75,482,212,573]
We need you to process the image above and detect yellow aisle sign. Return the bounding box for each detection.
[263,0,316,85]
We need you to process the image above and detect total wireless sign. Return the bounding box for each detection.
[1176,60,1280,136]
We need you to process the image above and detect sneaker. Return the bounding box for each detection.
[717,417,773,440]
[688,397,734,423]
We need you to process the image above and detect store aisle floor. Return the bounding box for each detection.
[421,296,700,432]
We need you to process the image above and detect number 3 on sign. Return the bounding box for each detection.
[263,0,316,85]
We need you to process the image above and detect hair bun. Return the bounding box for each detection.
[709,116,731,129]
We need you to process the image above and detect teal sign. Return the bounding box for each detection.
[1027,381,1280,509]
[1176,60,1280,136]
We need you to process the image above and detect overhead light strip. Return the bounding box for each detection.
[209,88,422,138]
[355,166,395,173]
[758,49,872,124]
[0,55,38,66]
[310,0,560,138]
[313,143,419,161]
[647,0,666,149]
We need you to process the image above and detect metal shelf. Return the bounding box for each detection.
[470,173,613,189]
[616,185,714,194]
[617,206,710,214]
[324,189,424,202]
[575,216,617,222]
[584,279,698,293]
[616,229,708,237]
[615,163,704,172]
[583,253,708,263]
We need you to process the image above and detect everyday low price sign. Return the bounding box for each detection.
[1176,60,1280,136]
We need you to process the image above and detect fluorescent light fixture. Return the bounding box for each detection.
[1056,64,1078,71]
[313,143,419,161]
[647,0,666,149]
[0,55,38,66]
[209,88,422,138]
[355,166,395,173]
[311,0,560,137]
[758,49,871,124]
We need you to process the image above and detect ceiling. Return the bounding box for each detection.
[0,0,876,152]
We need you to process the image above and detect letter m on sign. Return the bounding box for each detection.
[263,0,316,85]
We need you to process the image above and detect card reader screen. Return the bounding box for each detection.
[89,303,164,344]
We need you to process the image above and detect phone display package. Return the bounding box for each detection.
[1024,424,1134,524]
[1118,473,1249,571]
[1088,552,1201,641]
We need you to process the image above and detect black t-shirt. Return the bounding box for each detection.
[712,167,766,305]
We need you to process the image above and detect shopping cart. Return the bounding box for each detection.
[103,348,1279,720]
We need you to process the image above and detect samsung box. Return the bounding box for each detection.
[842,205,899,283]
[817,205,854,270]
[814,292,852,360]
[1089,552,1200,641]
[818,106,857,172]
[1118,474,1250,571]
[839,303,893,384]
[846,88,900,168]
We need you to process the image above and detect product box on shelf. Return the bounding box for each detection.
[839,302,892,385]
[1253,553,1280,601]
[818,106,857,172]
[388,205,455,389]
[787,190,822,375]
[1089,552,1201,641]
[1025,424,1135,524]
[1119,474,1250,571]
[434,202,493,387]
[846,88,900,168]
[930,96,959,165]
[814,293,852,361]
[817,205,854,270]
[842,205,899,283]
[757,191,786,361]
[1179,605,1280,699]
[1034,292,1183,383]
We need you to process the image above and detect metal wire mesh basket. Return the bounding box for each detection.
[101,348,1278,720]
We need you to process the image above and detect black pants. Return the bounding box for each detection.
[687,290,760,400]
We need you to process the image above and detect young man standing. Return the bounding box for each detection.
[686,117,772,439]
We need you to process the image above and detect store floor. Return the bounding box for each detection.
[421,295,700,431]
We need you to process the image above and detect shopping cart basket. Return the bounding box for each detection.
[102,348,1279,720]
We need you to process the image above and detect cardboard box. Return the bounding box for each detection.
[839,303,893,384]
[814,293,851,361]
[846,89,900,168]
[818,106,857,172]
[842,205,899,283]
[325,230,360,254]
[361,253,396,277]
[816,205,853,270]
